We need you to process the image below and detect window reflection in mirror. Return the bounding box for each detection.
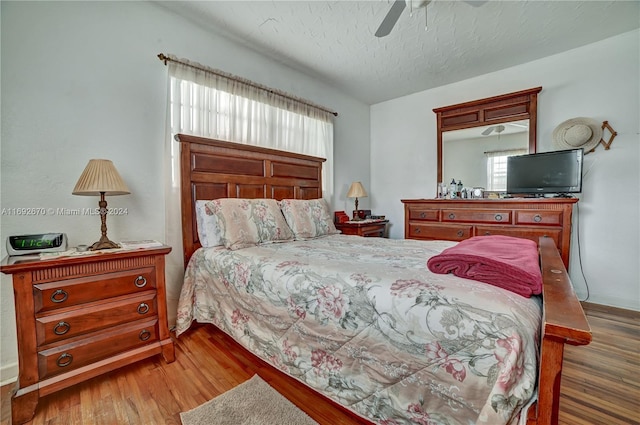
[442,120,529,191]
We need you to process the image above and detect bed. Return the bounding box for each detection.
[174,133,591,425]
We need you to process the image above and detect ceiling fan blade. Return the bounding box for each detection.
[375,0,407,38]
[482,126,495,136]
[463,0,488,7]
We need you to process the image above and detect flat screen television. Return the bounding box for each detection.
[506,148,584,196]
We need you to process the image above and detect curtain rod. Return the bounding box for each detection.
[157,53,338,117]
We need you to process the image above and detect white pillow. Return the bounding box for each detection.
[195,200,223,247]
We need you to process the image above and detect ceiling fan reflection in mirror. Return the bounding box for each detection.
[375,0,487,38]
[482,124,505,136]
[482,121,528,136]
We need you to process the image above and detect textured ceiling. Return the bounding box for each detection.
[155,1,640,105]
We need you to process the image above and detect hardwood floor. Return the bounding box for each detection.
[2,303,638,425]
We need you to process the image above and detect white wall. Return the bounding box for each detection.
[0,1,370,384]
[371,30,640,312]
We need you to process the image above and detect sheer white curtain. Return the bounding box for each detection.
[162,56,334,324]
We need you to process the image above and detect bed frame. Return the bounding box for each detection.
[176,133,592,425]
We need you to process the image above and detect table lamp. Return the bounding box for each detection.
[72,159,130,250]
[347,181,368,221]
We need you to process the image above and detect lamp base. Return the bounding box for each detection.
[89,236,121,250]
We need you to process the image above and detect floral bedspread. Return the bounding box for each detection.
[176,235,542,425]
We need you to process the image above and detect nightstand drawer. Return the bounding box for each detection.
[335,220,388,238]
[35,292,158,345]
[34,267,156,313]
[37,318,158,379]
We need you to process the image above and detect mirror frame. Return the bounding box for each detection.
[434,87,542,183]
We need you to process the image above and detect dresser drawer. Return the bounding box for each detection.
[442,209,512,224]
[35,292,158,346]
[476,226,562,248]
[515,210,563,226]
[408,208,439,221]
[408,223,472,241]
[34,267,156,313]
[37,318,158,379]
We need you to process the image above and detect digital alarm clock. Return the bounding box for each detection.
[6,233,68,256]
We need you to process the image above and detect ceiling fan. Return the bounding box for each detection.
[481,125,506,136]
[375,0,487,38]
[481,121,528,136]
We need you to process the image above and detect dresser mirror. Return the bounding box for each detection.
[434,87,542,193]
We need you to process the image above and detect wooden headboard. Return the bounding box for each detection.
[176,133,326,266]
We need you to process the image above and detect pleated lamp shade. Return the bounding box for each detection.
[346,181,368,199]
[72,159,130,196]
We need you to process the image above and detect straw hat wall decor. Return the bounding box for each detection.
[553,118,618,154]
[552,117,603,152]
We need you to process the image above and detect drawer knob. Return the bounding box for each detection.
[139,329,151,341]
[457,230,464,237]
[494,214,503,221]
[53,321,71,335]
[484,231,491,236]
[137,303,150,314]
[56,353,73,368]
[414,228,421,234]
[534,214,542,223]
[448,213,456,219]
[134,276,147,288]
[419,212,426,218]
[51,289,68,304]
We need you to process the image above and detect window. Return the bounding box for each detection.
[167,73,333,198]
[486,149,527,191]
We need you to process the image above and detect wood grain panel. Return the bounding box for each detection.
[236,184,266,199]
[271,186,295,200]
[193,182,228,200]
[300,187,321,199]
[29,257,155,283]
[485,103,529,121]
[441,112,480,127]
[271,162,319,180]
[192,152,264,176]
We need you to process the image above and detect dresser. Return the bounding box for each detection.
[335,220,389,237]
[0,246,175,425]
[401,198,578,268]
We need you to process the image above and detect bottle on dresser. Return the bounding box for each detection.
[449,179,457,199]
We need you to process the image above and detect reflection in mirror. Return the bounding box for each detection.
[443,120,529,191]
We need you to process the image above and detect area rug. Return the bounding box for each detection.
[180,375,320,425]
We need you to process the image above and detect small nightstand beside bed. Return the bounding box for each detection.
[1,246,175,425]
[175,133,591,425]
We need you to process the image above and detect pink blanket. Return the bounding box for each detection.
[427,235,542,297]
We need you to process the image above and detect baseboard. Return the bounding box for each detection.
[0,362,18,387]
[581,301,640,320]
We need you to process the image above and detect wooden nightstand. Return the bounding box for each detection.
[335,220,389,237]
[1,246,175,425]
